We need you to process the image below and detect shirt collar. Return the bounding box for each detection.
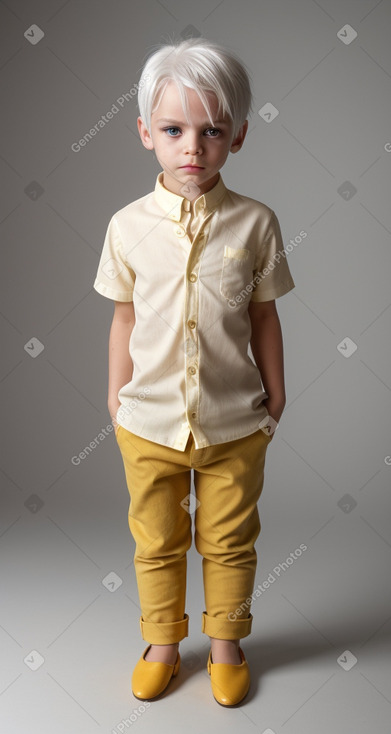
[154,170,227,221]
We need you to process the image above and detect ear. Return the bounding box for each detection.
[230,120,249,154]
[137,116,154,150]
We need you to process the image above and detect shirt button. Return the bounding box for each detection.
[191,412,197,418]
[174,225,186,237]
[189,273,197,282]
[188,320,196,329]
[189,366,197,375]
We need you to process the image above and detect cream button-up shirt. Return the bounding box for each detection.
[93,171,295,450]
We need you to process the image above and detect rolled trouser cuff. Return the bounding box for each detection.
[139,613,189,644]
[201,611,253,639]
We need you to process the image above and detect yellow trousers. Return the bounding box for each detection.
[115,425,272,644]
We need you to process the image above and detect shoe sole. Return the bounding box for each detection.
[211,687,250,707]
[132,679,176,701]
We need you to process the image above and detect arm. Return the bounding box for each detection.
[248,299,287,438]
[108,301,135,428]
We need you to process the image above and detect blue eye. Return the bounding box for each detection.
[164,127,180,136]
[162,127,222,137]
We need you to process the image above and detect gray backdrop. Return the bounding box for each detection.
[1,1,390,732]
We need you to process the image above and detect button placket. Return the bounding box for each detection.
[184,229,205,434]
[174,224,186,237]
[183,210,214,440]
[174,208,194,249]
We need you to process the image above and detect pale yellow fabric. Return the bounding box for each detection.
[93,171,295,450]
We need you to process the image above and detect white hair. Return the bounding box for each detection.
[137,36,254,140]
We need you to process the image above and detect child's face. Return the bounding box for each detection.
[137,81,248,196]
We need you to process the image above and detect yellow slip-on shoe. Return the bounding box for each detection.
[131,645,180,700]
[207,646,250,706]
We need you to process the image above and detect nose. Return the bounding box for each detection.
[183,131,203,155]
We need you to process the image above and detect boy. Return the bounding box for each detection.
[93,37,295,706]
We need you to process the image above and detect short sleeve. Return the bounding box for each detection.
[93,215,135,301]
[250,210,295,302]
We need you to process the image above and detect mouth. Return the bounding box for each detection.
[180,165,204,169]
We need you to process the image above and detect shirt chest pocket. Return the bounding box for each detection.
[219,246,253,301]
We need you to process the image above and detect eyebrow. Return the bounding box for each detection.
[156,118,229,125]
